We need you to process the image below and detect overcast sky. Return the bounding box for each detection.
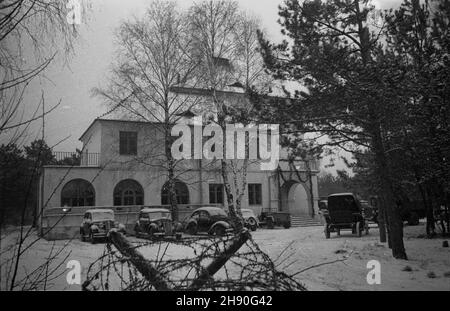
[17,0,402,172]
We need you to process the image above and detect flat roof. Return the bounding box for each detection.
[79,118,162,141]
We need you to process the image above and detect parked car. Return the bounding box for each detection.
[80,209,126,243]
[369,196,425,225]
[134,208,182,238]
[399,200,425,225]
[241,208,259,231]
[258,211,291,229]
[360,200,378,223]
[185,207,233,236]
[323,193,369,238]
[319,199,328,211]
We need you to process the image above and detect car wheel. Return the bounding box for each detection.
[283,222,291,229]
[134,224,140,237]
[213,225,226,236]
[186,223,197,235]
[337,229,341,236]
[90,232,96,244]
[266,216,275,229]
[147,226,156,238]
[324,224,330,239]
[80,229,85,242]
[356,222,362,237]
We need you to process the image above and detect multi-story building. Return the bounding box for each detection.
[38,88,321,239]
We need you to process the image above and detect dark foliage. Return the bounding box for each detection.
[0,140,58,225]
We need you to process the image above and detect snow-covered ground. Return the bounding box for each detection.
[1,223,449,291]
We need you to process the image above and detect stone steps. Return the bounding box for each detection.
[291,215,323,227]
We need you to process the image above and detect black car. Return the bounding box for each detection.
[258,211,291,229]
[185,207,233,236]
[323,193,369,238]
[134,208,182,238]
[80,209,126,243]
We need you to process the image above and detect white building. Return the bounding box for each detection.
[38,88,321,239]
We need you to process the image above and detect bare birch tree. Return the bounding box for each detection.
[0,0,91,290]
[93,1,199,220]
[188,0,271,225]
[0,0,89,144]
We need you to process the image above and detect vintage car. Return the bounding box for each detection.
[258,211,291,229]
[360,200,378,223]
[241,208,259,231]
[185,206,233,236]
[319,199,328,211]
[134,208,182,238]
[323,193,369,238]
[80,209,126,243]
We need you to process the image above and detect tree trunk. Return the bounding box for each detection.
[106,230,171,291]
[353,0,406,258]
[234,159,249,217]
[189,229,250,290]
[377,199,387,243]
[234,132,250,219]
[425,186,435,236]
[217,110,243,231]
[372,131,407,259]
[418,183,434,236]
[446,205,450,235]
[165,123,179,221]
[385,204,392,249]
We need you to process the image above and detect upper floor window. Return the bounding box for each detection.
[119,131,137,155]
[209,184,224,204]
[248,183,262,205]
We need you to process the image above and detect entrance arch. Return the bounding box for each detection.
[280,181,311,217]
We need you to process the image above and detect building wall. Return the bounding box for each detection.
[40,119,320,239]
[40,166,278,212]
[81,121,102,154]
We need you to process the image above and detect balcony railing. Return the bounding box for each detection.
[52,151,100,167]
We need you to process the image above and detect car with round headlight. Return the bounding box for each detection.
[185,206,233,236]
[134,208,182,238]
[80,209,126,243]
[241,208,259,231]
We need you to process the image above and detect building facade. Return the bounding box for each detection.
[38,117,320,238]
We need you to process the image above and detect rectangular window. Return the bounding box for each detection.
[209,184,224,204]
[248,184,262,205]
[119,131,137,155]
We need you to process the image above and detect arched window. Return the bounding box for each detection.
[113,179,144,206]
[161,180,189,205]
[61,179,95,207]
